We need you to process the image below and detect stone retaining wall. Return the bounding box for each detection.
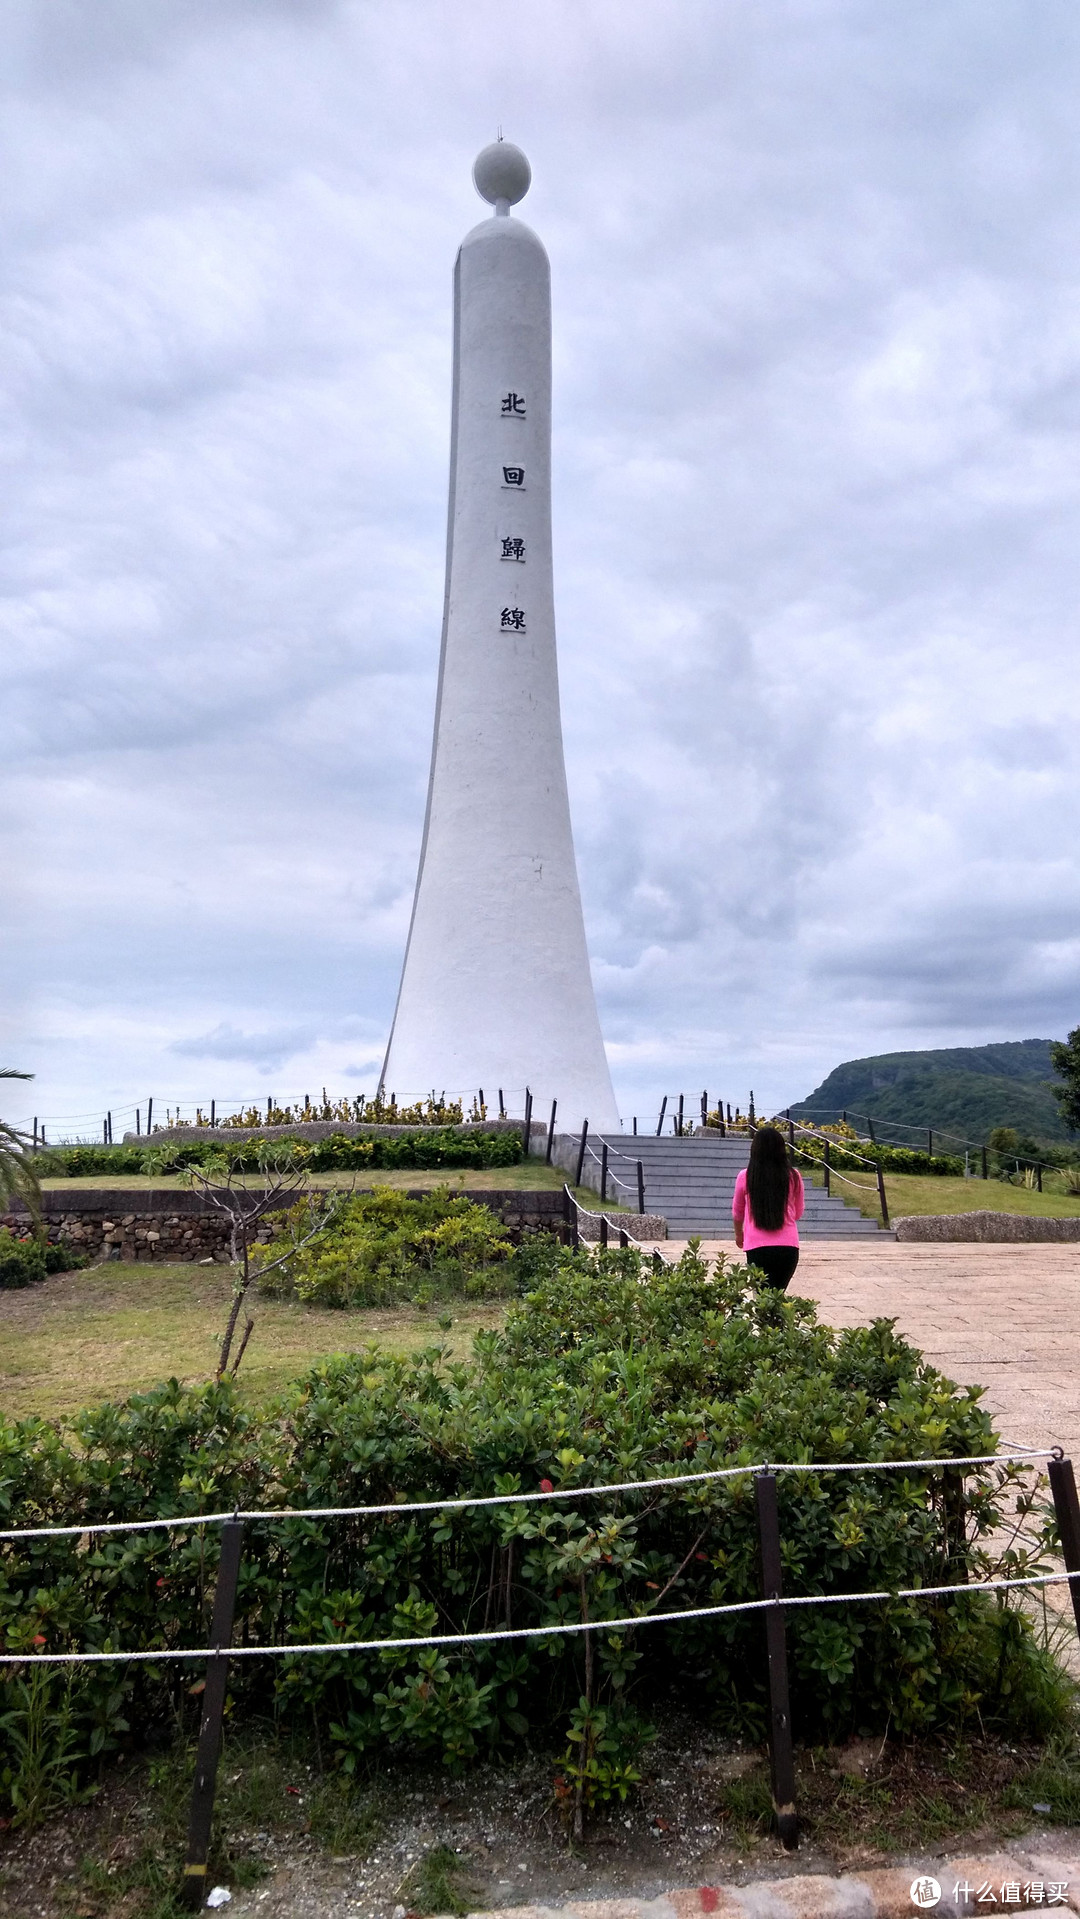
[894,1209,1080,1242]
[576,1212,667,1242]
[2,1186,644,1263]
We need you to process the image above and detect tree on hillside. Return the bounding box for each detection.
[0,1070,42,1230]
[1049,1026,1080,1134]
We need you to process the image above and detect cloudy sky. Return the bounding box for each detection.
[4,0,1080,1137]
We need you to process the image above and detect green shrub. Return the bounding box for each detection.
[31,1127,524,1180]
[798,1137,965,1178]
[43,1240,84,1275]
[255,1188,521,1308]
[0,1230,46,1289]
[0,1246,1068,1822]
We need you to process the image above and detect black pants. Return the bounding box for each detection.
[746,1245,799,1291]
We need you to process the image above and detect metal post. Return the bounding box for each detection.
[478,1087,485,1116]
[498,1089,505,1118]
[823,1139,831,1196]
[32,1119,38,1151]
[788,1118,794,1150]
[637,1160,645,1215]
[600,1214,609,1249]
[656,1096,667,1137]
[210,1099,215,1129]
[876,1162,890,1229]
[928,1129,933,1158]
[147,1097,153,1135]
[632,1116,637,1135]
[749,1089,756,1124]
[600,1142,608,1202]
[619,1227,628,1249]
[982,1144,988,1179]
[677,1093,684,1138]
[575,1121,588,1189]
[1037,1162,1043,1193]
[546,1099,557,1164]
[522,1087,533,1158]
[702,1090,708,1128]
[1048,1456,1080,1644]
[182,1518,245,1904]
[754,1474,798,1850]
[868,1117,876,1144]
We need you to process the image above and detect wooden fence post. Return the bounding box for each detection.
[876,1163,890,1229]
[182,1518,245,1903]
[575,1121,589,1189]
[754,1474,798,1850]
[1048,1456,1080,1644]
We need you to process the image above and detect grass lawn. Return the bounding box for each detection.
[38,1162,632,1208]
[0,1261,506,1422]
[39,1162,568,1192]
[827,1169,1080,1223]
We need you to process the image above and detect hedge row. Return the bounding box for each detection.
[0,1245,1066,1818]
[31,1126,525,1179]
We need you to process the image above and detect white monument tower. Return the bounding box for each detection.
[380,141,619,1130]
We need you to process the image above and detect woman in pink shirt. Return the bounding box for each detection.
[732,1125,805,1291]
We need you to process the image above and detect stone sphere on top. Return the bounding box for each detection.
[473,141,531,207]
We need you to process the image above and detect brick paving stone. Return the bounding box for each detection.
[639,1241,1080,1465]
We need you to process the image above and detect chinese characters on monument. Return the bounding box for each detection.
[502,465,525,487]
[501,537,526,561]
[500,607,526,633]
[501,391,526,415]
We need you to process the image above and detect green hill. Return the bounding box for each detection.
[789,1040,1069,1146]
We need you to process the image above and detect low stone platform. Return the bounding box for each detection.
[895,1212,1080,1242]
[452,1846,1080,1919]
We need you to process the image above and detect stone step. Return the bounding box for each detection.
[587,1130,886,1239]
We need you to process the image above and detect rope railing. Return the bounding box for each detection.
[561,1183,669,1255]
[2,1570,1077,1670]
[754,1115,892,1229]
[3,1443,1077,1874]
[0,1447,1056,1543]
[786,1107,1073,1184]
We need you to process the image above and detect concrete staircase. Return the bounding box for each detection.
[590,1132,887,1240]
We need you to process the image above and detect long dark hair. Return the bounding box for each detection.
[746,1125,793,1232]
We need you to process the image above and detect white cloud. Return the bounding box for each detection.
[3,0,1080,1134]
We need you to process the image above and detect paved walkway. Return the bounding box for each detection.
[645,1240,1080,1466]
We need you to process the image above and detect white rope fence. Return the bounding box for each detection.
[0,1448,1056,1541]
[562,1183,669,1254]
[1,1569,1076,1668]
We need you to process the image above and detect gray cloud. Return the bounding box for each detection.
[4,0,1080,1134]
[169,1023,318,1069]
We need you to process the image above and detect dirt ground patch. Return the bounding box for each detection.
[3,1716,1078,1919]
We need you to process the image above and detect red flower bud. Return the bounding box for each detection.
[539,1478,554,1493]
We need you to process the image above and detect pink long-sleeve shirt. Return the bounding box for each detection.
[732,1167,804,1249]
